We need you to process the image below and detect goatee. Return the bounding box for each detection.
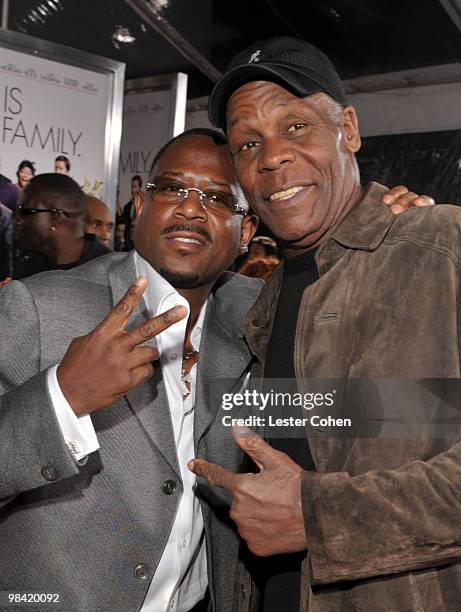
[160,268,200,288]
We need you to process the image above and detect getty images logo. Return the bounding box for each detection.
[248,49,261,63]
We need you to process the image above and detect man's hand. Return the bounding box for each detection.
[57,276,187,416]
[383,185,435,215]
[188,427,307,556]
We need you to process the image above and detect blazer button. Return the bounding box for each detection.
[252,318,260,328]
[240,583,246,600]
[162,479,177,495]
[134,564,150,580]
[41,465,58,481]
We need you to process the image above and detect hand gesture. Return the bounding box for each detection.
[189,427,307,556]
[57,276,187,416]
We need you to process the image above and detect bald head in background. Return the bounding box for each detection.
[84,195,114,246]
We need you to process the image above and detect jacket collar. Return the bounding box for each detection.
[316,182,395,274]
[241,263,283,364]
[243,183,395,358]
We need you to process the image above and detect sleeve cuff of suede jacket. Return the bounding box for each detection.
[301,464,461,585]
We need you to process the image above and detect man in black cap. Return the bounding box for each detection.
[190,36,461,611]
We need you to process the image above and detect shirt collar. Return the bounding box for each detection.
[134,250,207,351]
[134,250,184,317]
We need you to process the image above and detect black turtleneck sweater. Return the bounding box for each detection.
[259,248,319,612]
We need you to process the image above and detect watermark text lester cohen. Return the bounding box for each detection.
[221,389,352,429]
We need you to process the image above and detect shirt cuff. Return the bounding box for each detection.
[47,365,100,462]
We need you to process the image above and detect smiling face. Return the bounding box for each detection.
[134,134,257,289]
[17,166,34,188]
[226,81,363,255]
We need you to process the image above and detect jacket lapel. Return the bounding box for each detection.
[242,264,283,367]
[194,278,261,448]
[108,253,179,475]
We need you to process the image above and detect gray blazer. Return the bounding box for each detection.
[0,251,262,612]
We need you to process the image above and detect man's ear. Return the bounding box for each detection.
[134,191,145,217]
[240,212,259,253]
[341,106,361,153]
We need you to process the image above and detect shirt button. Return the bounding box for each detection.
[134,564,150,580]
[241,583,247,600]
[41,465,58,481]
[162,479,177,495]
[170,353,178,360]
[181,538,187,548]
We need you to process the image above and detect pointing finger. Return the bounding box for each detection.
[231,426,286,471]
[188,459,239,492]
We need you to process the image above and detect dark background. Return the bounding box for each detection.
[4,0,461,203]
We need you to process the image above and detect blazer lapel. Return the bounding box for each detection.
[108,253,179,475]
[194,291,254,448]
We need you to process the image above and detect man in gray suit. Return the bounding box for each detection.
[0,128,259,612]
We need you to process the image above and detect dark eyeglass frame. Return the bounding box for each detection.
[17,205,69,217]
[145,182,246,216]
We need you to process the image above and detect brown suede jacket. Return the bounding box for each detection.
[234,183,461,611]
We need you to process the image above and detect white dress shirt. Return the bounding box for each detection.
[47,251,208,612]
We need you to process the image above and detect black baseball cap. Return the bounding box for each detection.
[208,36,347,129]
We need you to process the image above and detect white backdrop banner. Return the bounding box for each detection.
[0,47,114,198]
[119,73,188,205]
[349,81,461,137]
[186,65,461,139]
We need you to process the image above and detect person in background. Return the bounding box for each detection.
[247,235,279,260]
[55,155,71,175]
[122,174,143,250]
[0,202,13,282]
[114,220,126,251]
[0,171,11,190]
[237,235,281,277]
[13,173,110,280]
[84,194,114,247]
[239,255,280,280]
[0,160,35,213]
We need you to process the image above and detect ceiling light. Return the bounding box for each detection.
[151,0,170,9]
[112,26,136,48]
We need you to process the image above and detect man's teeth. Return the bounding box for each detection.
[270,186,304,202]
[174,237,202,244]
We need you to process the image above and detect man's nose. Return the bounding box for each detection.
[101,227,111,241]
[174,190,208,221]
[257,138,295,173]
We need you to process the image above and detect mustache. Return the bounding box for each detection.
[161,223,212,244]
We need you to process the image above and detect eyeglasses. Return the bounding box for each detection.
[146,180,246,216]
[17,205,69,217]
